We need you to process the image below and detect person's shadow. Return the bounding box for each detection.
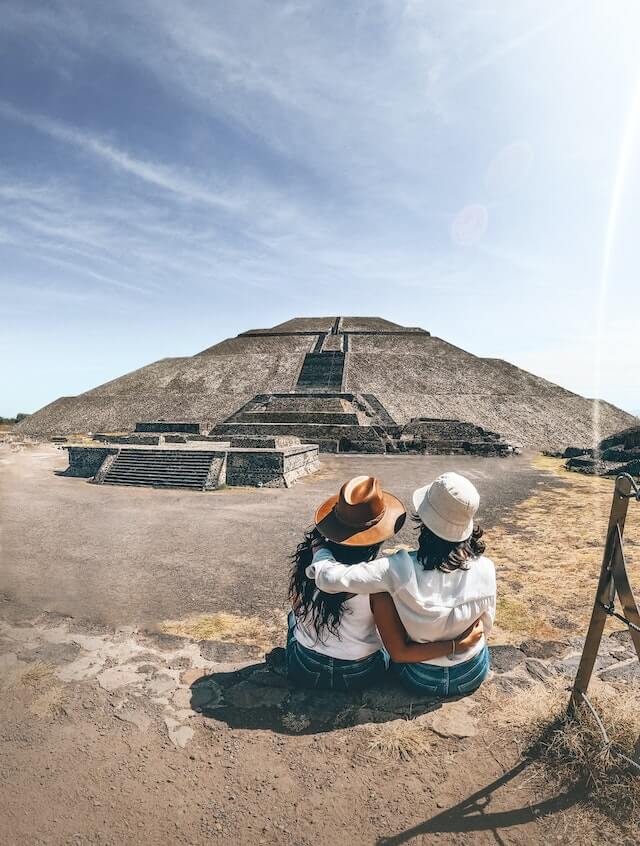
[189,647,444,735]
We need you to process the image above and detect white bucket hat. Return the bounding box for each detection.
[412,472,480,543]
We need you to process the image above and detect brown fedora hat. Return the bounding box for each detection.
[315,475,407,546]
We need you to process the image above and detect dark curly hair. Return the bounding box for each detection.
[414,517,486,572]
[288,528,382,642]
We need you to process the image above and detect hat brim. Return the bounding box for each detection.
[315,491,407,546]
[412,483,474,543]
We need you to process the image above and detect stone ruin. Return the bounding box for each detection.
[19,316,637,490]
[554,424,640,478]
[64,421,319,490]
[211,393,513,456]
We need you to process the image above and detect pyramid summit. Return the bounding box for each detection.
[17,316,635,449]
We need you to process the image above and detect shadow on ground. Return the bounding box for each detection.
[375,760,581,845]
[190,647,444,735]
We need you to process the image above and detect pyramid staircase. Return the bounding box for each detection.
[102,448,222,490]
[295,352,345,392]
[209,320,513,456]
[212,393,390,453]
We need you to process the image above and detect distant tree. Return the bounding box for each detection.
[0,413,30,424]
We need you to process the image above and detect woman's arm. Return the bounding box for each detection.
[370,593,484,664]
[305,547,396,594]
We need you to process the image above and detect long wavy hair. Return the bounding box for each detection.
[414,517,486,573]
[289,527,382,642]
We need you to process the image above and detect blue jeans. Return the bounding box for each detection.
[286,612,387,692]
[395,645,490,698]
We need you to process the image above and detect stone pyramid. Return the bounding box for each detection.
[17,316,636,449]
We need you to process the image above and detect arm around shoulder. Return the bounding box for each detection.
[305,549,394,595]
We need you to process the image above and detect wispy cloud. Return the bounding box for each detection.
[0,101,241,211]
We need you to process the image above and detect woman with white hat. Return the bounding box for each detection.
[307,472,496,697]
[287,475,485,692]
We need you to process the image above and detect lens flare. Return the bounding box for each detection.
[593,73,640,453]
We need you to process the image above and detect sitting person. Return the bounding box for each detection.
[306,472,496,698]
[287,475,484,691]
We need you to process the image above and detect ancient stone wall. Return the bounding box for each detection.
[64,446,117,477]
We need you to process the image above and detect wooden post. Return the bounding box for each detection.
[569,475,633,711]
[610,527,640,659]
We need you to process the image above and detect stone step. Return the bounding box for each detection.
[233,411,359,425]
[108,459,215,466]
[262,396,347,413]
[295,352,345,391]
[103,479,205,488]
[102,448,219,489]
[212,422,383,442]
[108,467,211,475]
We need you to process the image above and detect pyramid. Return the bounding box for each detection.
[17,316,636,449]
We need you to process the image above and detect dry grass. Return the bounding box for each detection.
[490,455,639,641]
[160,611,283,651]
[19,661,55,688]
[367,718,434,761]
[1,660,55,690]
[30,685,67,718]
[498,680,640,843]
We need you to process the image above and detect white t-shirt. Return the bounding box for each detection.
[307,548,496,667]
[293,593,383,660]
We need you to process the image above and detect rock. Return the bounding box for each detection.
[489,675,534,694]
[172,688,193,709]
[57,655,104,682]
[28,642,81,665]
[418,700,478,739]
[352,707,389,726]
[115,708,151,732]
[285,689,355,725]
[198,640,262,662]
[361,684,436,715]
[164,717,194,748]
[141,631,190,651]
[248,668,292,689]
[145,674,177,697]
[564,447,591,458]
[611,648,635,661]
[524,659,554,682]
[608,630,632,645]
[520,640,568,660]
[555,653,618,677]
[599,661,640,683]
[180,667,209,686]
[223,680,289,709]
[488,645,525,673]
[97,665,140,691]
[190,678,223,712]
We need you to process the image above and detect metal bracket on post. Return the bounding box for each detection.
[569,474,640,714]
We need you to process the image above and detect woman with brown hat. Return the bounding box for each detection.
[287,475,484,691]
[307,472,496,698]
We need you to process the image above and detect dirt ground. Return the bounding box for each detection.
[0,444,549,627]
[0,444,638,846]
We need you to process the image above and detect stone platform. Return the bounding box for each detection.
[212,392,513,456]
[63,442,320,490]
[555,424,640,477]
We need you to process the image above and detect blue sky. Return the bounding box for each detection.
[2,0,639,416]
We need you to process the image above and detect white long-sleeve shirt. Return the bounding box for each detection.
[306,547,496,667]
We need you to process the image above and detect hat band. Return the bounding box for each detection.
[334,504,387,530]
